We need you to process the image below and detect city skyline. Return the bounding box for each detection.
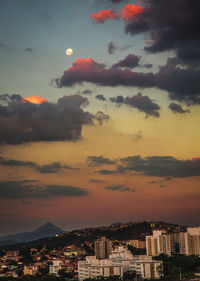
[0,0,200,236]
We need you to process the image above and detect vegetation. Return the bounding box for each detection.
[154,254,200,281]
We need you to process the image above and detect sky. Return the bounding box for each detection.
[0,0,200,236]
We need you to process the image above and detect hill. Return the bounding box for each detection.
[0,222,64,246]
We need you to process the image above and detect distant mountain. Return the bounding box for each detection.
[0,222,64,246]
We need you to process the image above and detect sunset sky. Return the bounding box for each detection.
[0,0,200,236]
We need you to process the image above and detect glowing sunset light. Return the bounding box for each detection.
[23,96,48,105]
[121,4,145,20]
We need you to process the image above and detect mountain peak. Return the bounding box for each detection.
[33,222,63,233]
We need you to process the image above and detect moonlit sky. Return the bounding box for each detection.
[0,0,200,236]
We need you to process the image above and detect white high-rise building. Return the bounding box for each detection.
[146,230,175,256]
[179,227,200,255]
[78,247,162,280]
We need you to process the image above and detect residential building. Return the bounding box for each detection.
[179,227,200,255]
[24,265,38,276]
[95,237,113,259]
[146,230,175,256]
[49,260,62,275]
[126,240,146,249]
[78,247,162,280]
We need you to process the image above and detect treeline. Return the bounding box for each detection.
[154,254,200,280]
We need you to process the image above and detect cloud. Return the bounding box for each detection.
[105,184,135,192]
[95,94,107,101]
[35,162,72,174]
[77,89,93,95]
[169,103,190,114]
[0,157,36,168]
[90,179,105,183]
[0,94,97,145]
[125,0,200,63]
[91,9,120,24]
[23,96,47,104]
[134,130,142,140]
[143,63,153,69]
[94,111,109,125]
[97,169,119,175]
[24,48,33,52]
[109,0,124,3]
[87,156,115,166]
[91,3,144,24]
[54,56,200,105]
[0,180,88,199]
[112,54,140,68]
[108,42,117,54]
[156,59,200,105]
[121,155,200,178]
[0,157,72,174]
[121,3,145,20]
[110,93,160,117]
[55,58,156,88]
[0,213,13,217]
[0,43,6,49]
[97,165,125,175]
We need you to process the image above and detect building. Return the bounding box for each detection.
[49,260,62,275]
[126,240,146,249]
[146,230,175,256]
[78,256,122,280]
[95,237,113,259]
[179,227,200,255]
[78,247,162,280]
[24,265,38,276]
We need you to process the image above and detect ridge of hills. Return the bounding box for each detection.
[0,220,186,251]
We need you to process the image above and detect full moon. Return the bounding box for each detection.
[66,48,73,55]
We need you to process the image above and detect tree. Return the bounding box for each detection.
[123,271,136,281]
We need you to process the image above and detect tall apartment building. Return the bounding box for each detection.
[95,237,113,259]
[179,227,200,255]
[146,230,175,256]
[78,247,162,280]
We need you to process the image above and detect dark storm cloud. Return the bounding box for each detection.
[125,0,200,61]
[0,180,88,199]
[105,184,135,192]
[112,54,140,68]
[121,156,200,178]
[87,156,115,166]
[156,59,200,105]
[110,93,160,117]
[54,58,156,88]
[95,94,107,101]
[108,42,117,54]
[0,94,101,145]
[169,103,190,114]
